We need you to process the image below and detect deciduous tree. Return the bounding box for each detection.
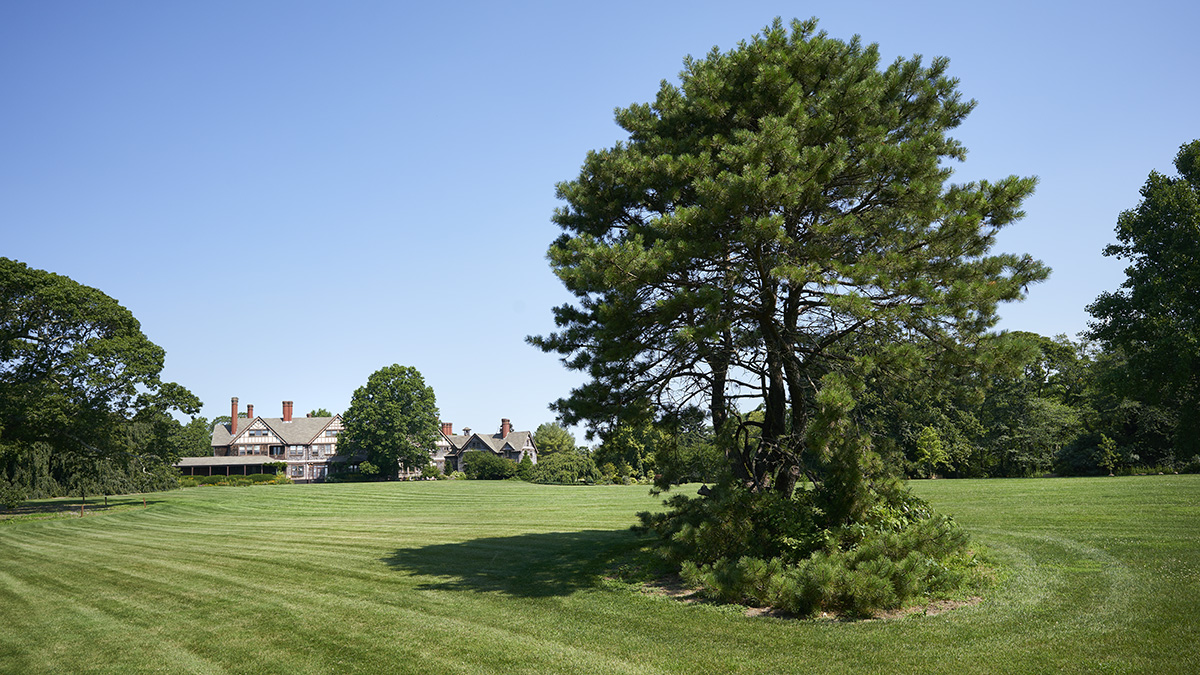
[1087,139,1200,457]
[340,365,439,477]
[0,258,200,473]
[529,452,600,484]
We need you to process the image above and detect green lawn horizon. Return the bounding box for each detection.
[2,476,1197,674]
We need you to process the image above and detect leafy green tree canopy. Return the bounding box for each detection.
[0,257,199,466]
[533,422,576,457]
[915,426,949,478]
[308,408,333,417]
[593,418,663,479]
[530,18,1048,500]
[1087,139,1200,456]
[340,364,439,476]
[529,452,600,484]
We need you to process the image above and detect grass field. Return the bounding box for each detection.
[1,476,1197,674]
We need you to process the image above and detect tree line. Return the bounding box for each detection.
[0,257,211,507]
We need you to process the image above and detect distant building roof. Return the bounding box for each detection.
[211,416,339,447]
[443,429,534,456]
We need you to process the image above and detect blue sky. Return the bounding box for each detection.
[3,1,1197,440]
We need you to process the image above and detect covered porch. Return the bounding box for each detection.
[175,456,279,476]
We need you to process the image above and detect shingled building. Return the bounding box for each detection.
[177,397,346,483]
[432,418,537,474]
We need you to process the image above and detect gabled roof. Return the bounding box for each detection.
[212,415,340,447]
[443,429,535,456]
[442,433,471,448]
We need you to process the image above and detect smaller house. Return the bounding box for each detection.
[434,418,537,473]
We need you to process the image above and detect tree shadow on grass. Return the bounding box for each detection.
[0,495,168,520]
[381,529,647,598]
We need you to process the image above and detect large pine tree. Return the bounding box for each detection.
[531,18,1047,502]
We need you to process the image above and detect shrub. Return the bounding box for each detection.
[677,510,979,617]
[0,477,27,509]
[641,481,981,617]
[191,474,287,486]
[420,463,443,480]
[447,470,466,480]
[327,467,372,482]
[529,453,601,484]
[463,452,518,480]
[1181,455,1200,474]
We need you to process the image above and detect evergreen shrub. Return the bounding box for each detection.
[463,452,518,480]
[640,483,982,617]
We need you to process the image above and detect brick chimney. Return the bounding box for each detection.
[231,397,239,435]
[501,418,511,438]
[283,400,293,423]
[441,422,453,436]
[246,404,254,420]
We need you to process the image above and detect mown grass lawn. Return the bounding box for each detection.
[1,476,1197,674]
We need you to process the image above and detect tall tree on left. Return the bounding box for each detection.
[0,258,200,488]
[340,364,439,478]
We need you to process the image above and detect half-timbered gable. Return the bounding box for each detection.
[226,418,285,457]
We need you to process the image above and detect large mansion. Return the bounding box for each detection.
[177,397,535,481]
[177,397,344,483]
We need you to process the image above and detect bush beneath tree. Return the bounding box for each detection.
[640,481,986,617]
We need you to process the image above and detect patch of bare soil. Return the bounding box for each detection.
[638,575,703,602]
[860,596,983,621]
